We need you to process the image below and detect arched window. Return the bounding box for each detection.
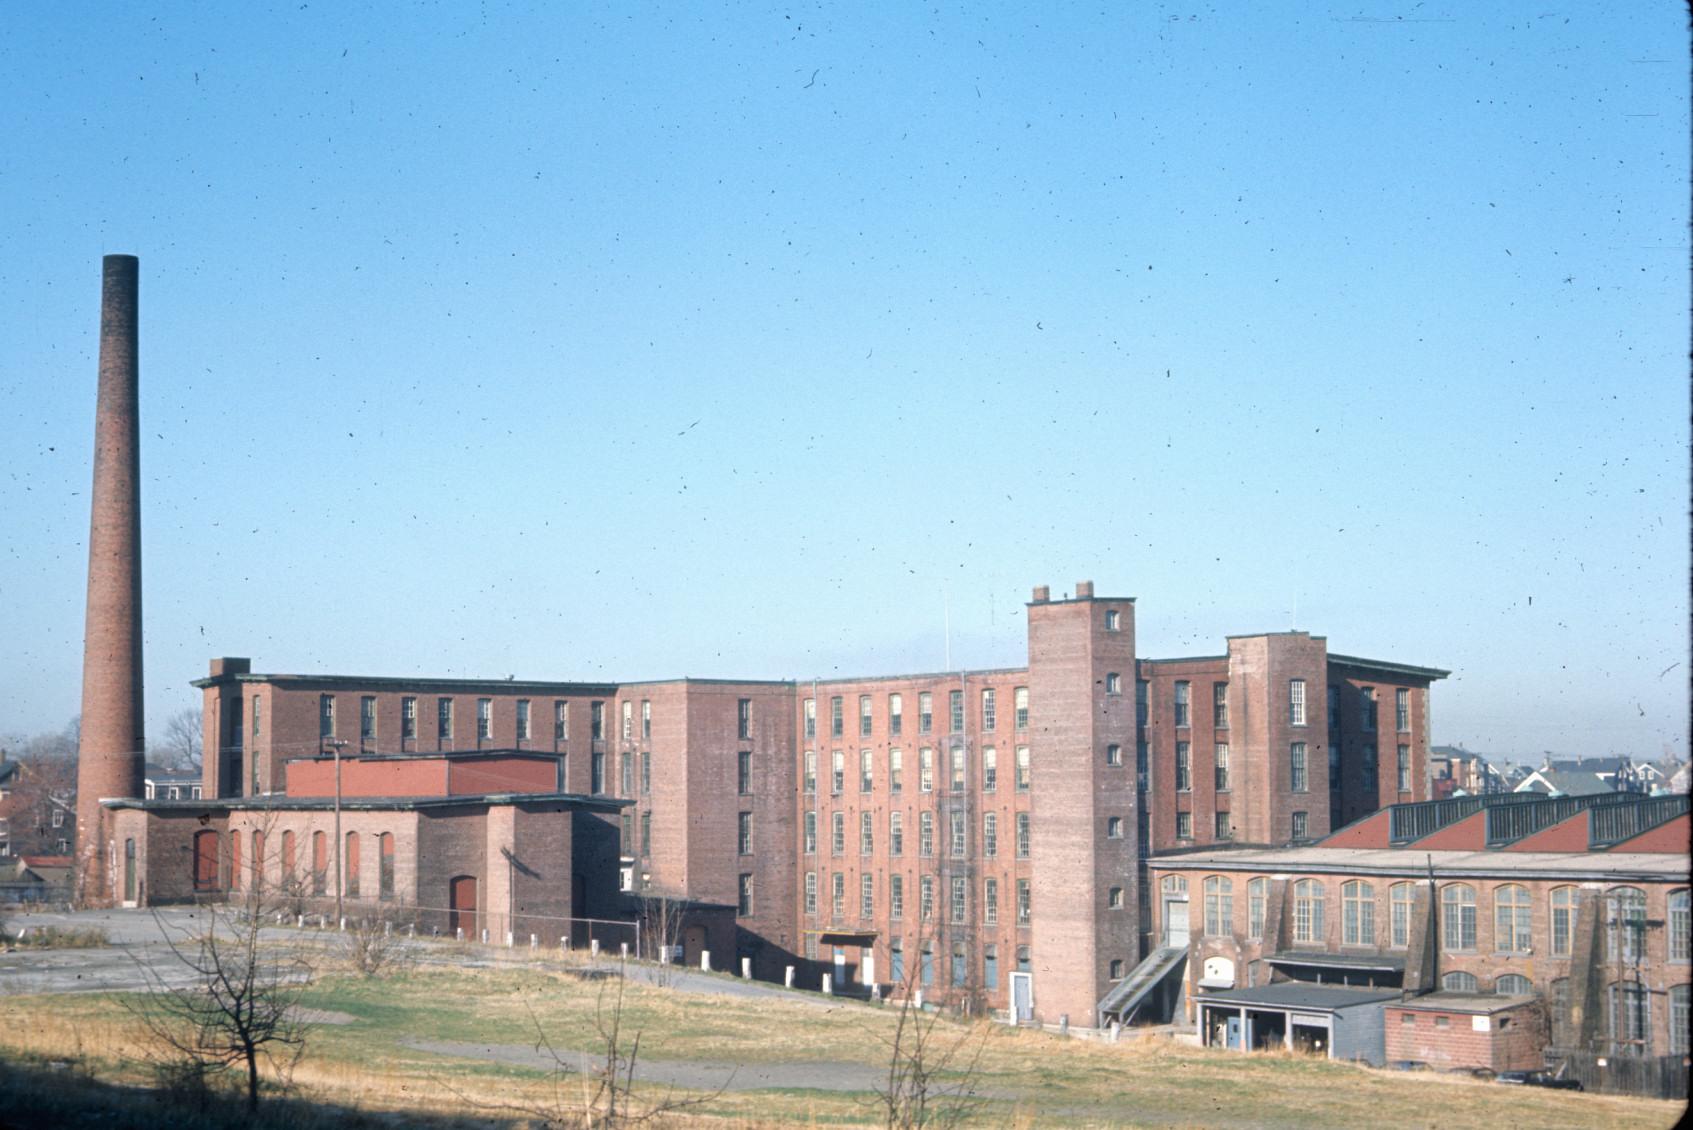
[1550,886,1577,958]
[1668,889,1689,963]
[1293,879,1325,944]
[1550,978,1572,1047]
[1494,974,1532,996]
[1204,876,1233,937]
[344,830,360,900]
[1389,882,1415,949]
[193,829,221,893]
[1247,878,1268,939]
[311,831,327,896]
[1606,887,1646,964]
[1161,875,1188,896]
[1608,981,1648,1050]
[1016,945,1031,973]
[1109,958,1125,979]
[1342,880,1375,946]
[951,942,967,987]
[1108,886,1124,909]
[251,829,265,890]
[920,944,934,987]
[229,830,242,891]
[378,832,395,900]
[1442,970,1478,992]
[1494,884,1531,954]
[281,830,296,886]
[1441,884,1476,952]
[1670,985,1690,1056]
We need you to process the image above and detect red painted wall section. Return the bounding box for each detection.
[1319,808,1391,849]
[1500,811,1590,853]
[1409,809,1486,851]
[1608,812,1689,853]
[449,757,559,795]
[286,758,448,798]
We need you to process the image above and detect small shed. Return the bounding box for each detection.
[1384,992,1546,1072]
[1196,983,1398,1065]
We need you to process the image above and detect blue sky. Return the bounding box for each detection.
[1,3,1686,761]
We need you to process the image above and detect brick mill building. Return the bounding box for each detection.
[185,583,1447,1028]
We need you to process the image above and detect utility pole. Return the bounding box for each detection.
[325,738,348,926]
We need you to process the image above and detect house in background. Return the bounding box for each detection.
[143,764,202,801]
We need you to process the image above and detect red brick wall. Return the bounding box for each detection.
[286,757,448,798]
[1321,808,1392,848]
[1609,812,1688,853]
[1141,656,1230,852]
[1411,809,1487,850]
[1384,1003,1546,1071]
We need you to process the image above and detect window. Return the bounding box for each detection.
[1176,811,1192,840]
[890,811,903,855]
[803,750,816,794]
[474,697,492,740]
[1389,883,1415,948]
[553,700,567,741]
[1442,884,1477,952]
[982,747,997,790]
[949,690,964,733]
[591,750,605,793]
[1015,746,1031,790]
[831,872,845,916]
[1105,608,1120,631]
[1550,885,1576,957]
[803,698,816,740]
[860,749,873,793]
[949,744,966,793]
[229,831,242,891]
[1213,682,1229,728]
[921,944,935,986]
[1215,811,1231,839]
[950,811,966,857]
[621,700,633,741]
[831,750,844,794]
[281,830,296,883]
[830,696,843,738]
[1397,744,1410,792]
[1106,816,1123,839]
[252,695,263,740]
[1017,879,1031,924]
[311,831,327,895]
[831,813,845,855]
[516,699,531,741]
[1293,879,1324,943]
[1495,884,1532,954]
[861,874,874,919]
[889,747,903,793]
[590,700,604,740]
[861,811,874,855]
[1015,813,1030,858]
[642,750,651,794]
[359,696,376,741]
[344,831,359,899]
[640,812,651,857]
[859,695,872,738]
[1289,679,1306,726]
[985,879,999,924]
[1670,889,1689,962]
[919,747,933,792]
[1135,679,1149,725]
[1341,881,1374,946]
[1362,749,1377,794]
[620,753,634,796]
[1495,974,1532,996]
[981,688,996,730]
[1214,744,1230,791]
[1108,886,1124,909]
[890,875,904,919]
[919,812,934,856]
[920,876,935,920]
[737,812,753,855]
[889,693,903,736]
[401,696,416,740]
[1607,887,1646,964]
[1173,681,1190,726]
[1290,811,1309,841]
[1014,686,1029,730]
[1443,971,1479,992]
[804,872,817,914]
[1247,878,1267,938]
[803,811,817,853]
[1671,985,1690,1055]
[1204,876,1233,936]
[378,831,394,899]
[1175,743,1191,791]
[918,692,933,734]
[1106,672,1122,695]
[1610,981,1648,1050]
[1290,742,1308,792]
[984,945,998,989]
[1361,686,1377,730]
[1106,743,1122,767]
[1395,688,1409,732]
[1017,945,1031,973]
[636,698,648,740]
[1329,741,1341,784]
[983,813,997,857]
[1328,685,1340,732]
[951,877,967,924]
[319,694,336,738]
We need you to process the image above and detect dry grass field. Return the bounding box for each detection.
[0,950,1685,1129]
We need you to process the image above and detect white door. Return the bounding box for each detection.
[1009,972,1034,1022]
[1165,899,1189,947]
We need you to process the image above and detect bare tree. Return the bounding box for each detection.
[126,824,313,1110]
[154,707,204,770]
[875,917,991,1129]
[635,888,688,988]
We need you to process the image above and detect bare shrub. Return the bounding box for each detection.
[341,914,414,978]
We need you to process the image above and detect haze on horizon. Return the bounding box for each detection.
[1,4,1686,765]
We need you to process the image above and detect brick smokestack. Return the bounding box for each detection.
[75,254,146,905]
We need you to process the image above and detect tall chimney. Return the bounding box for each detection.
[76,254,146,905]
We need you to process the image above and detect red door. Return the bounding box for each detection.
[193,830,221,892]
[449,875,478,939]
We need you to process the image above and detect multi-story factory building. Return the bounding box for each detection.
[192,581,1445,1028]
